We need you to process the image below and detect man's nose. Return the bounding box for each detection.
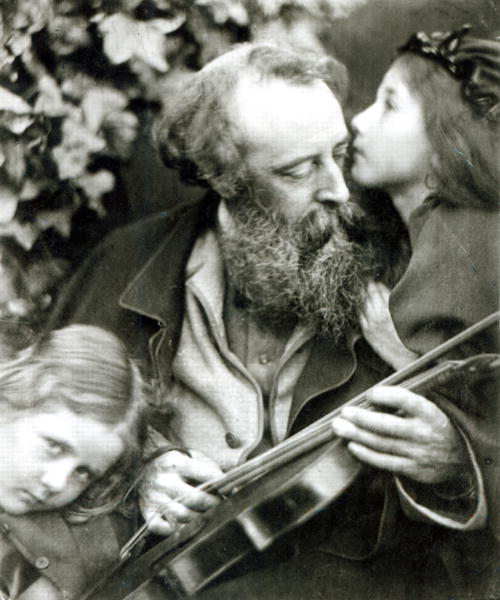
[315,160,349,205]
[40,462,73,495]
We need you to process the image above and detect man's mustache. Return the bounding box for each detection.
[294,201,355,252]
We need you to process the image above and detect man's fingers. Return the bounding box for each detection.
[141,506,175,536]
[366,386,440,420]
[335,406,414,439]
[332,417,416,457]
[157,450,223,484]
[346,442,415,476]
[364,281,390,315]
[141,499,199,535]
[180,450,224,483]
[373,281,390,303]
[147,473,219,511]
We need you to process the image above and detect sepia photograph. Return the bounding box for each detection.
[0,0,499,598]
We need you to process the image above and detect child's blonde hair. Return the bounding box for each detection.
[0,324,148,521]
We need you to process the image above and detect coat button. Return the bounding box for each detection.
[225,432,241,448]
[35,556,50,569]
[258,354,270,365]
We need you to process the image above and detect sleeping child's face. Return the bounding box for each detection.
[0,407,124,515]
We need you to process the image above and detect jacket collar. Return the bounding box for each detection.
[289,331,360,428]
[119,195,218,328]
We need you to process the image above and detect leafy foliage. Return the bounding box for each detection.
[0,0,364,349]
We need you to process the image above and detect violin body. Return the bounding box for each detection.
[86,440,361,599]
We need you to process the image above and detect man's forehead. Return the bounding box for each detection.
[230,75,347,157]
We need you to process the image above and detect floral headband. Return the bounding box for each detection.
[399,25,500,122]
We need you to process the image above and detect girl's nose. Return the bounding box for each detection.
[351,106,370,135]
[40,461,73,495]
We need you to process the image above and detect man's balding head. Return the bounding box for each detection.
[155,43,348,198]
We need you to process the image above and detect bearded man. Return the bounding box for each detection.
[50,44,485,599]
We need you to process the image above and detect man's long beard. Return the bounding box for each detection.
[218,196,367,342]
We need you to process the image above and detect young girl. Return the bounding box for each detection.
[0,324,147,599]
[348,27,499,599]
[350,26,499,364]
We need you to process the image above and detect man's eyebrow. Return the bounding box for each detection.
[272,153,317,172]
[273,135,350,171]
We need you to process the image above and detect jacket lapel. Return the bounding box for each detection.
[288,332,359,430]
[119,197,217,381]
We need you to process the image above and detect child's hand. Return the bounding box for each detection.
[139,449,223,536]
[360,280,418,370]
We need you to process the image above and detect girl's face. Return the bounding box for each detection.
[0,407,124,515]
[350,60,433,193]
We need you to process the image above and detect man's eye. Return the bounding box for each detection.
[44,438,64,456]
[281,163,312,180]
[333,150,347,167]
[73,466,92,484]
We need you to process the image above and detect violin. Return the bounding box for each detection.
[84,312,500,600]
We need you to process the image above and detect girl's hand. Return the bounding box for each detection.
[139,449,223,536]
[360,280,418,370]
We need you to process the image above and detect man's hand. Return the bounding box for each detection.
[139,449,223,536]
[360,281,418,370]
[331,386,467,484]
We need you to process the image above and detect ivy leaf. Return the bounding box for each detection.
[19,178,46,201]
[97,13,185,72]
[0,86,31,114]
[11,0,54,35]
[0,181,19,223]
[1,137,26,185]
[76,170,115,217]
[81,87,128,133]
[0,112,34,135]
[33,75,67,117]
[254,0,368,18]
[26,256,68,298]
[0,220,39,250]
[48,15,91,55]
[52,115,106,180]
[102,110,139,159]
[196,0,249,26]
[5,30,32,58]
[36,206,74,238]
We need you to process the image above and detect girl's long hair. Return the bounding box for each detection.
[397,52,499,209]
[0,324,148,522]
